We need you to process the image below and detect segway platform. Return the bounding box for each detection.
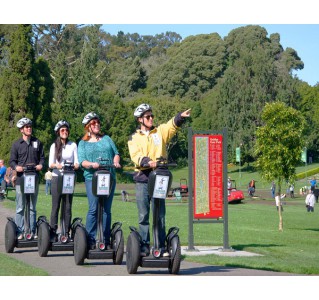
[50,241,74,252]
[87,248,114,260]
[16,239,38,248]
[140,256,170,268]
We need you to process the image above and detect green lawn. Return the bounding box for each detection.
[2,164,319,275]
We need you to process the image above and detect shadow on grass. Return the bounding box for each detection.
[232,243,283,251]
[304,228,319,232]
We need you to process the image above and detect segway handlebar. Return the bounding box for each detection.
[52,161,75,171]
[96,157,120,170]
[23,164,37,172]
[62,161,75,171]
[141,157,177,168]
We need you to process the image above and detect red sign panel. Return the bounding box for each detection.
[193,134,224,219]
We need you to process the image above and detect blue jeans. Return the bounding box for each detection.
[45,180,51,195]
[135,182,166,248]
[15,184,39,235]
[85,179,115,245]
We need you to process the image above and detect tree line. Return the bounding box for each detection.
[1,24,319,177]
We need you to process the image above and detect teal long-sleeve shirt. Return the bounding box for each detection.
[78,135,119,181]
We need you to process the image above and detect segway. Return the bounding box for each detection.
[37,162,83,257]
[5,164,38,253]
[73,158,124,265]
[126,157,182,274]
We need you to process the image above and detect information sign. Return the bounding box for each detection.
[193,134,224,219]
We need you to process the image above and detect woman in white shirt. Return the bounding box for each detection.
[49,120,79,240]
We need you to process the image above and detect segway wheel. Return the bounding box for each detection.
[168,236,181,275]
[113,230,124,265]
[74,226,87,265]
[126,232,140,274]
[5,221,17,253]
[37,222,50,257]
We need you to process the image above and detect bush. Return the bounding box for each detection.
[296,167,319,180]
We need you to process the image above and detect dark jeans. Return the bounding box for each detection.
[50,176,73,233]
[307,205,314,212]
[135,182,166,248]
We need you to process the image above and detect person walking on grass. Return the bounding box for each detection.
[0,159,7,201]
[275,192,286,212]
[305,190,315,212]
[44,168,52,195]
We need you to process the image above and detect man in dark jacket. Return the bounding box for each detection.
[9,117,45,240]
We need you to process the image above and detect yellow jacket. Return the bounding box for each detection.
[128,115,181,182]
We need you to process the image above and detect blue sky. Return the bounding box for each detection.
[102,24,319,86]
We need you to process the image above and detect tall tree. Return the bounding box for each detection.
[212,25,304,162]
[147,33,226,99]
[255,101,306,231]
[0,25,36,162]
[65,25,102,140]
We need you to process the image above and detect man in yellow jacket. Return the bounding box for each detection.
[128,103,191,257]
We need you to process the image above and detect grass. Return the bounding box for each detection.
[2,164,319,275]
[0,253,48,276]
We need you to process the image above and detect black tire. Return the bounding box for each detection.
[74,227,87,265]
[5,221,17,253]
[169,236,181,275]
[126,232,140,274]
[37,222,50,257]
[113,230,124,265]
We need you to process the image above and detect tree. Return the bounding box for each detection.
[147,33,226,99]
[210,25,304,163]
[65,25,102,140]
[255,101,306,231]
[0,25,53,163]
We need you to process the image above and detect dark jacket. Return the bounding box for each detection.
[9,136,45,185]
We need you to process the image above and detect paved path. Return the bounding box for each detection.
[0,200,296,276]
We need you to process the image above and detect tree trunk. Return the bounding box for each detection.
[278,202,283,231]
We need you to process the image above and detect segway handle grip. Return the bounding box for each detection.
[141,162,177,168]
[23,163,37,171]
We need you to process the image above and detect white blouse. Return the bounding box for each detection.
[49,141,79,176]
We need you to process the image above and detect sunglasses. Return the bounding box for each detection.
[60,128,69,133]
[143,114,154,120]
[24,125,32,129]
[90,120,100,126]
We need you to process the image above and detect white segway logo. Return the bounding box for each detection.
[97,174,110,195]
[153,175,169,199]
[62,174,75,194]
[24,174,35,194]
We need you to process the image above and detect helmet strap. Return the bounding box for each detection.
[139,118,151,131]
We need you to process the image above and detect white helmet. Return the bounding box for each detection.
[17,117,32,129]
[134,103,152,119]
[54,120,70,133]
[82,112,100,125]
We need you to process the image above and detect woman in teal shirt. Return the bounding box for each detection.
[78,112,121,250]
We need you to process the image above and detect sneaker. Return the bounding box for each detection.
[140,244,150,257]
[162,251,170,257]
[33,234,38,239]
[17,233,24,240]
[88,240,96,250]
[161,247,169,257]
